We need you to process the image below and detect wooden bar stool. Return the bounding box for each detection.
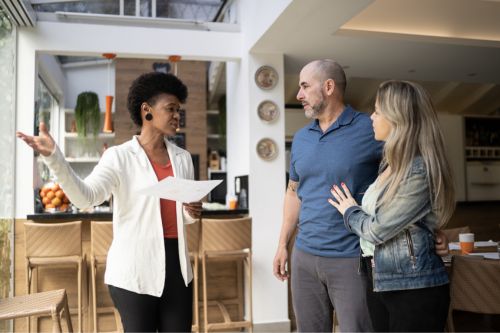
[200,217,252,333]
[186,220,201,333]
[24,221,85,333]
[90,221,122,333]
[0,289,73,333]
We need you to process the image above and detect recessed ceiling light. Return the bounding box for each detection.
[467,73,477,77]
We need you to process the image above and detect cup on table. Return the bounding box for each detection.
[459,233,474,254]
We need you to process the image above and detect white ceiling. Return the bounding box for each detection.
[253,0,500,115]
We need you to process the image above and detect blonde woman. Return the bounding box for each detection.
[329,80,455,332]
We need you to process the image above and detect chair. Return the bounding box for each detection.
[447,255,500,332]
[90,221,122,333]
[200,217,252,333]
[0,289,73,333]
[442,226,471,242]
[24,221,85,333]
[186,220,201,333]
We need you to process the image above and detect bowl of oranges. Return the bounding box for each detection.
[40,183,71,213]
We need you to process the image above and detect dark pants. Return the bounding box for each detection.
[362,256,450,332]
[108,238,193,332]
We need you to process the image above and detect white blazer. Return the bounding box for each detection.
[42,136,196,297]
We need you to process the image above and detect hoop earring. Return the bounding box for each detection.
[145,113,153,121]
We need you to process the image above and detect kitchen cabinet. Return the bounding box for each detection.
[463,116,500,201]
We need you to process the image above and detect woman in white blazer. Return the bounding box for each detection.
[17,72,202,332]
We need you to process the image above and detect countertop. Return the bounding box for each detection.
[27,209,249,221]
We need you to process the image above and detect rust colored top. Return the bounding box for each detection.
[151,160,178,238]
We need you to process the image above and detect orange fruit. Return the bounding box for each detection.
[42,197,50,205]
[55,190,64,199]
[51,197,62,207]
[45,203,55,209]
[51,184,60,192]
[40,189,46,198]
[60,203,69,212]
[63,196,70,204]
[46,191,55,200]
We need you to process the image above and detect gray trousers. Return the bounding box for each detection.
[291,247,373,332]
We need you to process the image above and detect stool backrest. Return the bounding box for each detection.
[91,221,113,257]
[186,219,201,253]
[201,217,251,253]
[450,255,500,314]
[24,221,82,258]
[442,226,471,242]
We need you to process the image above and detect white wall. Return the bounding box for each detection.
[285,108,309,138]
[64,62,115,111]
[38,54,67,103]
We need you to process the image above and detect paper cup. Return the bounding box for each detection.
[459,233,474,254]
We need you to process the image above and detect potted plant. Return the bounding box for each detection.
[74,91,101,137]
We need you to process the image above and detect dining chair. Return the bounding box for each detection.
[442,226,471,242]
[24,221,85,333]
[186,219,201,333]
[200,217,252,333]
[0,289,73,333]
[90,221,122,333]
[447,255,500,331]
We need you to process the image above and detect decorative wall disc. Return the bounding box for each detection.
[256,138,278,161]
[257,100,279,122]
[254,65,278,90]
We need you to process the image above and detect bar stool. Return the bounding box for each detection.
[24,221,85,333]
[186,220,201,333]
[0,289,73,333]
[90,221,122,333]
[200,217,252,333]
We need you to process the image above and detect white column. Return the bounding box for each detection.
[226,52,289,331]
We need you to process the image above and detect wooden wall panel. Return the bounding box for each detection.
[115,59,208,180]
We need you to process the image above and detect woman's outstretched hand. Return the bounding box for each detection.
[328,182,358,215]
[16,122,55,156]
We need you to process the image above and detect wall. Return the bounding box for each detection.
[64,61,115,111]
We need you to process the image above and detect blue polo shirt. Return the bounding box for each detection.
[290,105,383,257]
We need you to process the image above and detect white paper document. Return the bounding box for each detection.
[138,177,223,203]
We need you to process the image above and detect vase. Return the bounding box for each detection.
[103,95,114,133]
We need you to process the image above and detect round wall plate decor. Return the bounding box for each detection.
[257,100,279,122]
[256,138,278,161]
[254,65,278,90]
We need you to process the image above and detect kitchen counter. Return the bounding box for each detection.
[27,208,249,222]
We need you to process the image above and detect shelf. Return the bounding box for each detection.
[207,134,221,139]
[65,132,115,139]
[207,109,220,115]
[66,157,101,163]
[465,146,500,160]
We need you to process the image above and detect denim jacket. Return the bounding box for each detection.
[344,157,449,292]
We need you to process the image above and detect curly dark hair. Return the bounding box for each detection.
[127,72,188,127]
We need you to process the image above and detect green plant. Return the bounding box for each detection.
[75,91,101,137]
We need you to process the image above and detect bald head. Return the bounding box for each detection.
[304,59,347,98]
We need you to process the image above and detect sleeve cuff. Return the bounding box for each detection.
[344,205,361,232]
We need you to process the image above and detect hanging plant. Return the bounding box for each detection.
[75,91,101,137]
